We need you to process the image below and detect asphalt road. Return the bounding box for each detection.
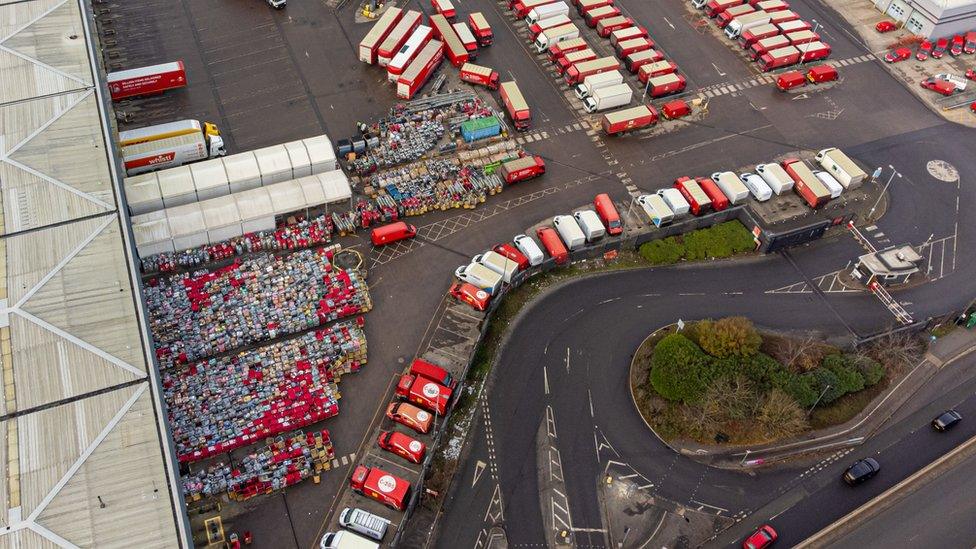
[825,447,976,549]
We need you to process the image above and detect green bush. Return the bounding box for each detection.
[806,367,845,405]
[782,373,819,407]
[698,317,763,358]
[639,237,684,264]
[737,352,784,392]
[716,221,757,253]
[650,334,716,403]
[857,357,885,386]
[822,355,866,395]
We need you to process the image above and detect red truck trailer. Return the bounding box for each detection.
[396,40,444,99]
[499,81,532,130]
[578,0,613,13]
[378,10,423,67]
[737,23,779,48]
[705,0,745,18]
[776,19,811,34]
[557,48,597,74]
[782,158,830,208]
[753,0,789,11]
[459,63,500,89]
[431,14,469,67]
[432,0,457,19]
[644,72,686,96]
[797,41,831,62]
[498,155,546,183]
[767,9,799,25]
[626,48,665,72]
[716,4,756,28]
[750,34,790,59]
[674,176,712,215]
[549,37,588,62]
[601,104,658,134]
[107,61,187,101]
[610,26,649,47]
[396,374,452,414]
[637,60,679,82]
[453,22,479,59]
[759,45,801,70]
[565,56,621,85]
[469,12,494,46]
[616,37,653,58]
[350,466,411,511]
[584,5,621,27]
[597,16,634,38]
[388,25,435,82]
[359,8,404,64]
[696,177,730,211]
[785,29,820,46]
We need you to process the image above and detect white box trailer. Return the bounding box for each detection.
[574,69,624,99]
[573,210,606,241]
[710,171,750,204]
[553,214,586,250]
[583,82,632,113]
[473,250,519,283]
[815,147,865,189]
[657,188,690,216]
[755,162,793,195]
[527,1,569,24]
[638,194,674,227]
[725,10,771,39]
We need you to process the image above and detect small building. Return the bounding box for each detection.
[851,245,924,285]
[873,0,976,38]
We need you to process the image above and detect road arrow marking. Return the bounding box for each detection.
[792,93,809,100]
[473,460,487,488]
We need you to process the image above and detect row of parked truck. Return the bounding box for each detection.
[691,0,831,71]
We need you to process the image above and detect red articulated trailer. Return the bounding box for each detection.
[601,104,658,135]
[107,61,187,101]
[359,8,404,64]
[396,40,444,99]
[565,56,621,85]
[644,72,686,97]
[782,158,831,208]
[499,81,532,130]
[460,63,500,89]
[758,45,801,71]
[674,176,712,215]
[498,155,546,183]
[637,60,678,82]
[469,12,494,46]
[431,14,469,67]
[626,48,665,72]
[737,23,779,48]
[797,41,831,62]
[350,466,411,511]
[696,177,730,211]
[549,37,588,62]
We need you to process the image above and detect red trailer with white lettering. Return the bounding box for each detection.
[459,63,500,89]
[378,10,423,67]
[597,16,634,38]
[797,41,831,62]
[498,155,546,183]
[549,37,588,62]
[397,40,445,99]
[431,14,469,67]
[674,176,712,215]
[565,56,621,85]
[350,466,411,511]
[645,72,686,97]
[107,61,187,101]
[601,104,658,134]
[396,374,453,414]
[469,12,494,46]
[759,45,801,71]
[359,8,404,64]
[557,48,597,74]
[626,48,665,72]
[499,81,532,130]
[737,23,779,48]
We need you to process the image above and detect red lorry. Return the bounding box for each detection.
[637,60,678,82]
[782,158,831,208]
[432,0,457,19]
[498,155,546,183]
[705,0,744,18]
[737,23,779,48]
[750,35,790,60]
[626,48,665,72]
[107,61,187,101]
[460,63,500,89]
[786,29,821,46]
[696,177,730,211]
[759,45,801,71]
[548,37,588,62]
[597,16,634,38]
[578,0,614,14]
[674,176,712,215]
[716,4,756,28]
[644,73,686,97]
[556,48,597,74]
[616,37,653,58]
[609,26,649,47]
[565,56,621,85]
[601,104,657,135]
[396,374,452,414]
[584,5,621,27]
[499,81,532,130]
[410,358,456,389]
[797,41,831,62]
[350,465,411,511]
[469,12,494,46]
[396,40,445,99]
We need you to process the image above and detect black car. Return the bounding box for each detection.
[843,458,880,485]
[932,410,963,431]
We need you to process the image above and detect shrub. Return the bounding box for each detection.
[758,389,809,439]
[639,237,684,265]
[699,317,763,358]
[822,354,865,395]
[650,334,715,403]
[782,373,819,407]
[806,367,845,405]
[737,352,784,392]
[857,357,885,386]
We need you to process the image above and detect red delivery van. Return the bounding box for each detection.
[449,282,492,311]
[410,358,456,388]
[674,176,712,215]
[350,466,411,511]
[776,70,806,90]
[696,177,730,211]
[593,193,623,234]
[493,243,530,270]
[537,227,569,264]
[806,64,837,83]
[396,374,453,414]
[377,430,427,464]
[371,221,418,246]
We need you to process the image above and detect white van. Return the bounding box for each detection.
[637,194,674,227]
[572,210,606,242]
[813,170,843,198]
[513,234,545,266]
[710,171,750,204]
[473,250,519,283]
[739,173,773,201]
[320,530,379,549]
[755,163,793,195]
[656,188,690,216]
[339,508,389,541]
[553,215,586,250]
[455,263,504,294]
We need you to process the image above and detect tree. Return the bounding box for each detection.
[650,334,715,403]
[857,330,925,375]
[769,334,820,373]
[822,354,865,395]
[698,317,763,358]
[758,389,809,439]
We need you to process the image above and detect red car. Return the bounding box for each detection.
[377,430,427,464]
[967,68,975,80]
[951,34,964,56]
[492,243,529,270]
[916,40,932,61]
[449,282,491,311]
[970,101,976,113]
[932,36,949,58]
[920,77,957,96]
[884,47,912,63]
[874,20,896,33]
[743,525,778,549]
[966,31,976,54]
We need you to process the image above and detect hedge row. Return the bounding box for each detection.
[639,221,756,265]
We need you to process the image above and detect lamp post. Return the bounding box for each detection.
[800,20,822,66]
[808,384,832,416]
[869,164,901,217]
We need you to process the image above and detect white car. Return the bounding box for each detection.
[513,234,544,266]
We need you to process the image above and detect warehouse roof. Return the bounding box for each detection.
[0,0,186,546]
